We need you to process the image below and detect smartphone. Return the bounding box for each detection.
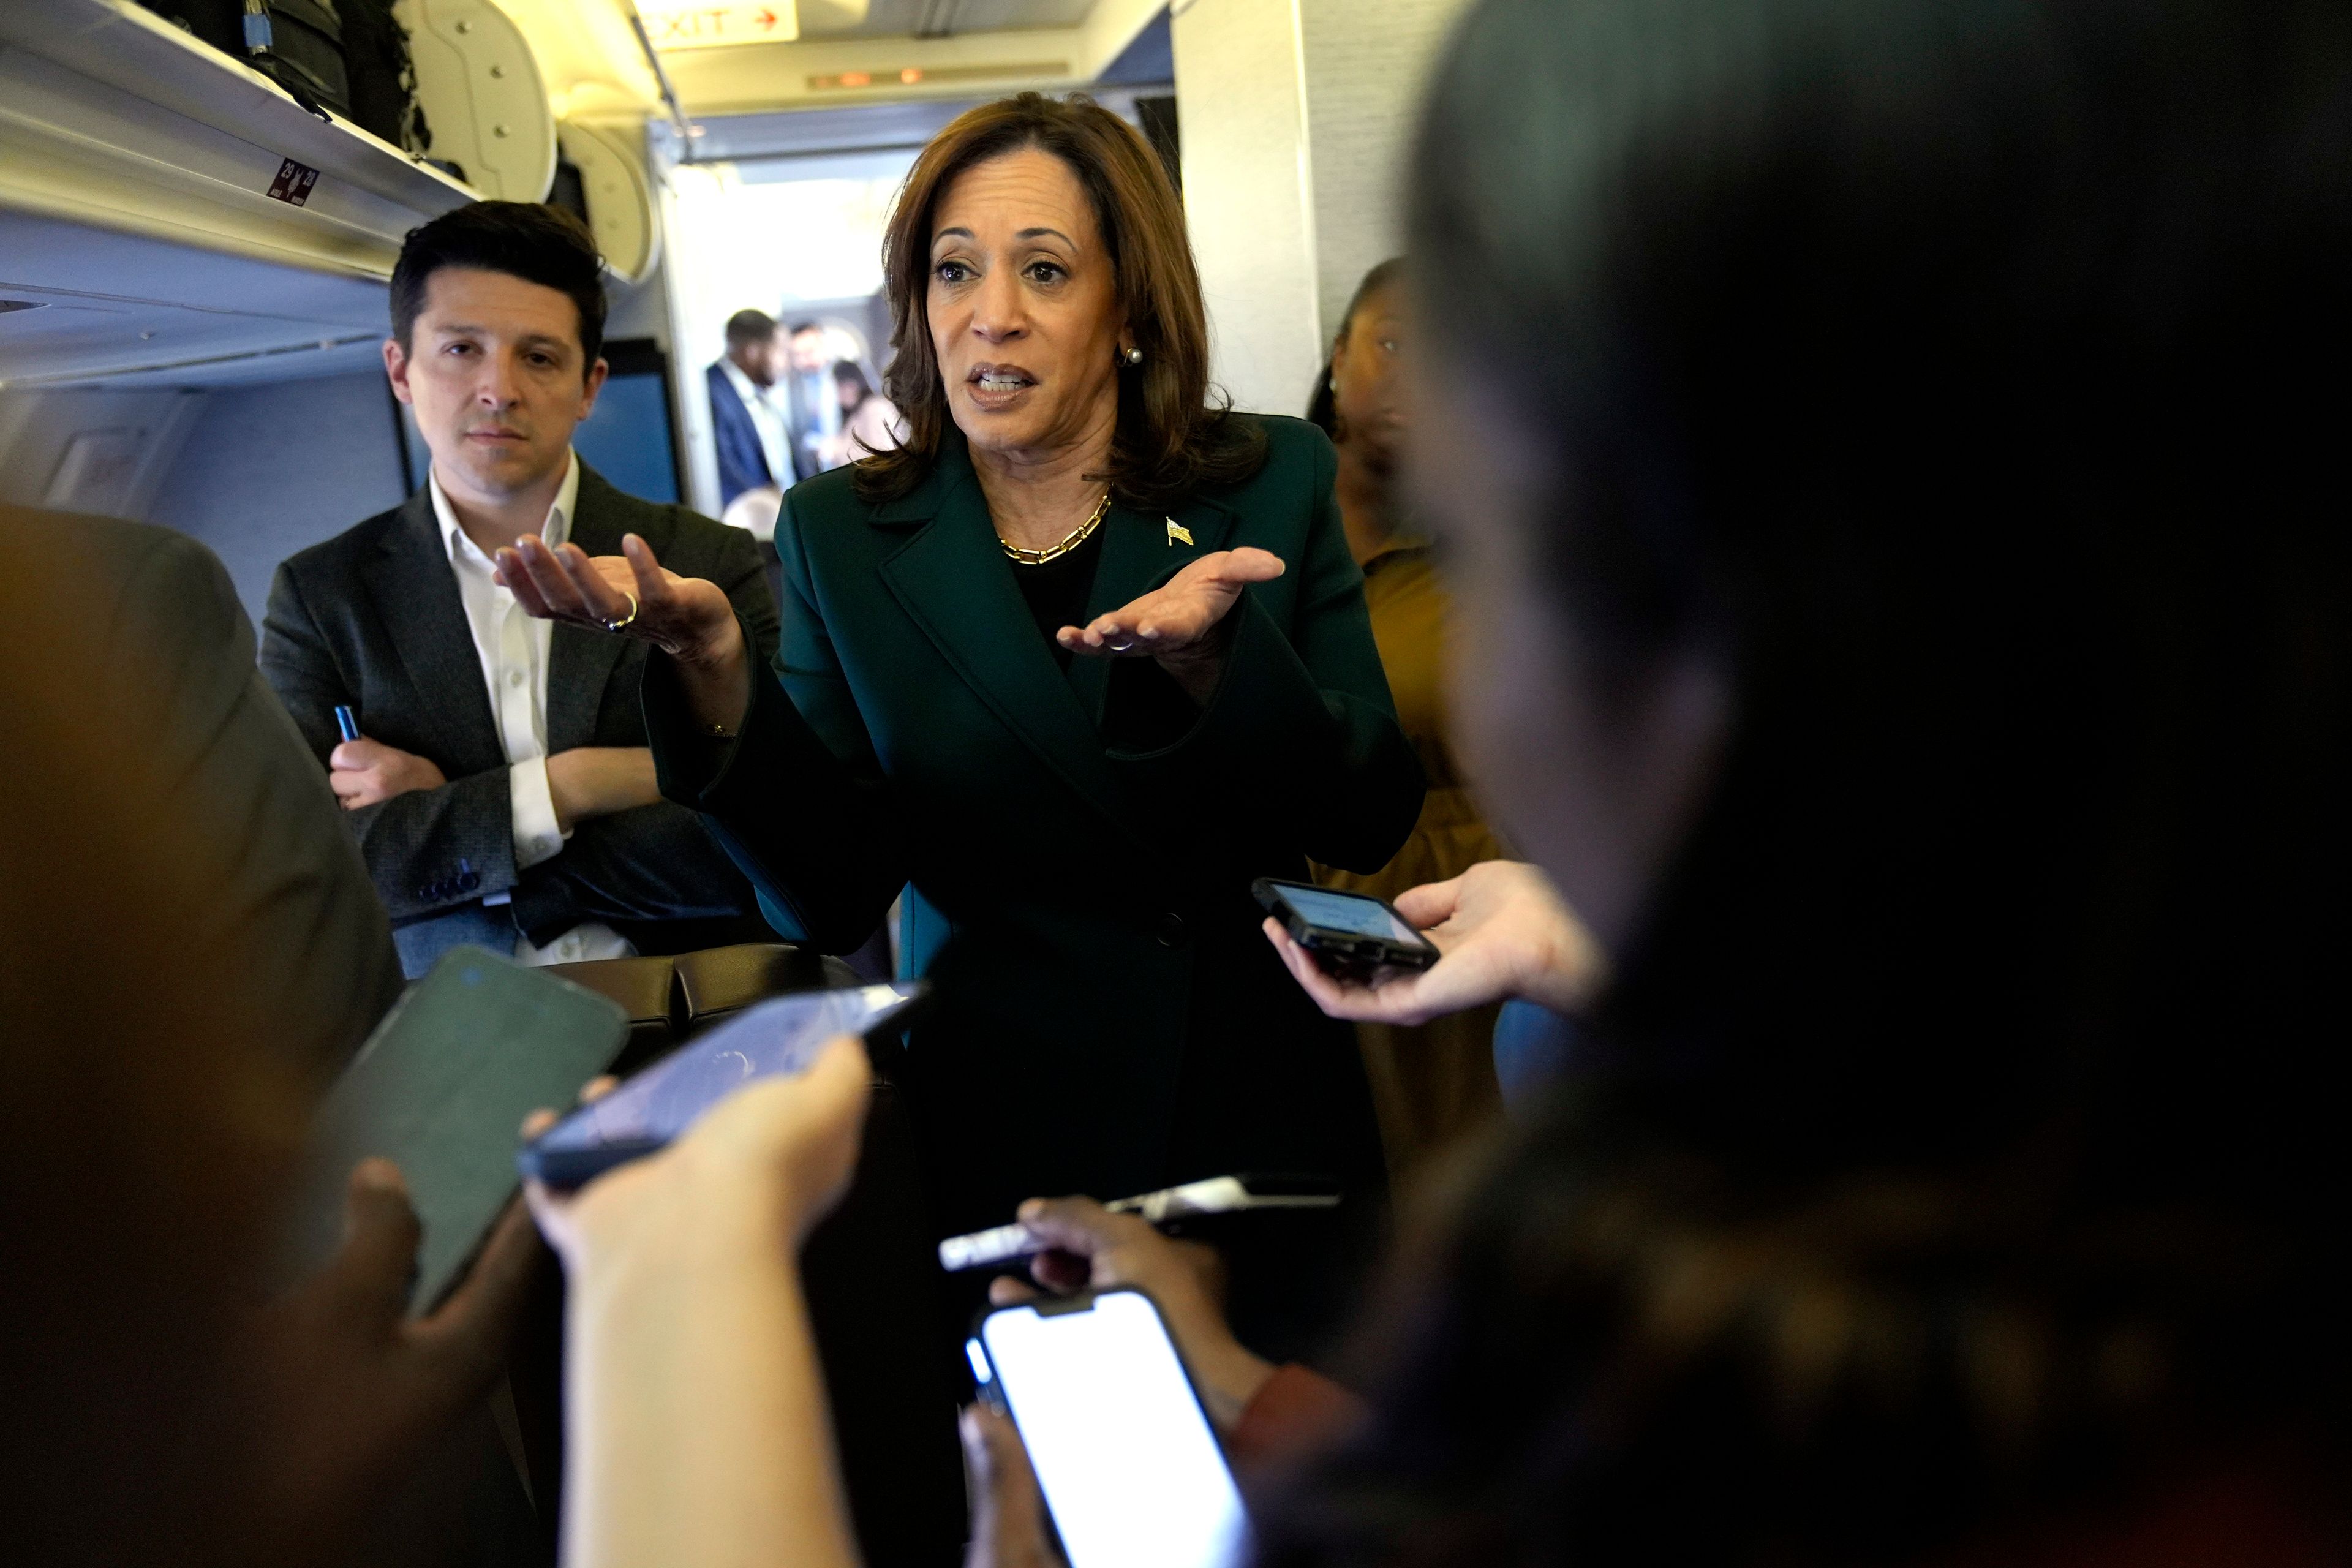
[516,980,922,1188]
[1253,877,1439,978]
[974,1289,1251,1568]
[285,945,630,1313]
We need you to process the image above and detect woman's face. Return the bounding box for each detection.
[1408,355,1730,956]
[927,147,1127,464]
[1330,281,1408,471]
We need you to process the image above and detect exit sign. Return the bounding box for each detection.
[636,2,801,49]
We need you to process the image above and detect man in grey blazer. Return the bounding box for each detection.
[262,202,778,976]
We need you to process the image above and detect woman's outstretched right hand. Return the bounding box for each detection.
[494,532,751,729]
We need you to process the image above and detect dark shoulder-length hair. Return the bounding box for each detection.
[857,92,1264,507]
[1305,256,1405,436]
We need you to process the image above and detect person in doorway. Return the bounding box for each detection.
[1,504,547,1566]
[781,320,842,481]
[707,307,791,510]
[1304,257,1517,1179]
[262,200,778,978]
[824,360,907,467]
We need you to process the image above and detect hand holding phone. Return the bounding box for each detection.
[518,981,922,1188]
[285,946,628,1313]
[1253,878,1440,979]
[1262,861,1609,1027]
[984,1195,1280,1434]
[973,1289,1251,1568]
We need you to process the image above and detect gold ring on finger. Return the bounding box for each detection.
[600,592,640,635]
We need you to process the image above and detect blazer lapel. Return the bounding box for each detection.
[874,444,1139,842]
[545,466,631,752]
[365,490,503,772]
[1063,491,1237,720]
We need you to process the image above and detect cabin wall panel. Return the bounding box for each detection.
[150,371,409,627]
[1298,0,1473,342]
[1174,0,1470,416]
[0,387,206,524]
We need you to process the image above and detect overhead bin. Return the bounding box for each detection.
[0,0,481,279]
[398,0,559,205]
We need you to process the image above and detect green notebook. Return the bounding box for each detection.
[286,946,631,1313]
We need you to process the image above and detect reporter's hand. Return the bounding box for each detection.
[522,1034,870,1279]
[328,737,447,809]
[1057,548,1286,704]
[494,532,750,732]
[519,1045,872,1568]
[251,1159,542,1548]
[989,1196,1275,1431]
[1263,859,1609,1025]
[545,747,660,832]
[961,1404,1064,1568]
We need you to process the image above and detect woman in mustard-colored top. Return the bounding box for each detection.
[1308,260,1510,1175]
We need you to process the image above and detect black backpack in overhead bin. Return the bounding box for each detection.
[138,0,428,154]
[340,0,431,154]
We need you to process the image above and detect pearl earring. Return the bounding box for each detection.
[1123,345,1144,366]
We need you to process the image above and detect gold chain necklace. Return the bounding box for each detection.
[1000,489,1112,565]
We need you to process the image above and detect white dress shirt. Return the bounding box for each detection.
[431,451,634,967]
[718,358,793,485]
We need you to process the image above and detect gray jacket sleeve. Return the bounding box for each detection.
[260,563,522,922]
[123,534,404,1080]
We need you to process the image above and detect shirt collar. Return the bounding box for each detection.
[433,448,579,567]
[718,358,769,406]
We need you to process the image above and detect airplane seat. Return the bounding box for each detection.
[672,941,862,1040]
[540,952,677,1077]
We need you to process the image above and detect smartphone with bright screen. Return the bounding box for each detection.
[1274,884,1422,941]
[978,1291,1250,1568]
[518,981,919,1188]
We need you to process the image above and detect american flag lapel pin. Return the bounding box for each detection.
[1166,516,1193,546]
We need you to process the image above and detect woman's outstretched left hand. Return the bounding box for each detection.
[1057,547,1285,704]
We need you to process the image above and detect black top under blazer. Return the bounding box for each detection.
[648,416,1425,1243]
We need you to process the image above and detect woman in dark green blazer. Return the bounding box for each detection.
[498,94,1423,1349]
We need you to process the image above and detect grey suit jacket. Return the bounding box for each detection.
[1,505,405,1082]
[259,463,780,954]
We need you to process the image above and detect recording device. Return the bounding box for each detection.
[516,981,923,1189]
[285,946,629,1313]
[1252,877,1441,979]
[938,1172,1341,1272]
[972,1289,1251,1568]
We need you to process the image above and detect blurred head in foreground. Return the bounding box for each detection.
[1263,0,2352,1560]
[0,527,310,1564]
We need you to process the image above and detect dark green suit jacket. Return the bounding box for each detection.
[650,416,1423,1243]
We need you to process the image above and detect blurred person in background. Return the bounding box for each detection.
[707,307,791,510]
[521,1,2352,1564]
[782,320,841,481]
[497,91,1422,1358]
[1,506,544,1566]
[1304,257,1517,1180]
[824,360,907,467]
